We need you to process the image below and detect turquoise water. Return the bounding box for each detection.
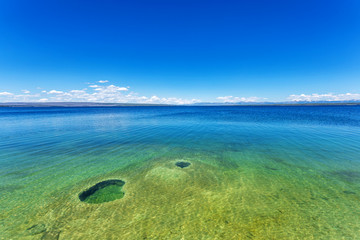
[1,106,360,239]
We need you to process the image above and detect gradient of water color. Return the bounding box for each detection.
[1,106,360,239]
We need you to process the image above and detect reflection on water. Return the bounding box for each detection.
[0,106,360,239]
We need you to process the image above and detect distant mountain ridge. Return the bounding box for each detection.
[1,101,360,107]
[193,100,360,106]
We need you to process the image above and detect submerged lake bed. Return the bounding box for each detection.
[1,106,360,239]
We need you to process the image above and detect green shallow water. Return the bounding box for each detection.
[0,106,360,239]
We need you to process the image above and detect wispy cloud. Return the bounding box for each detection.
[93,85,128,92]
[143,96,201,105]
[3,84,359,104]
[288,93,360,102]
[0,82,200,104]
[216,96,263,103]
[0,92,13,96]
[47,90,64,94]
[98,80,109,83]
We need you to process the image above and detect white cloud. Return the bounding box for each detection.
[48,90,64,94]
[148,96,160,102]
[288,93,360,102]
[93,85,128,92]
[217,96,263,103]
[0,92,13,96]
[98,80,109,83]
[0,83,200,104]
[143,95,201,105]
[3,84,359,105]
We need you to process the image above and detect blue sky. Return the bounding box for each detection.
[0,0,360,103]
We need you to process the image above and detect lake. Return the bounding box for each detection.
[1,106,360,239]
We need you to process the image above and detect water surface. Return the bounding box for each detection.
[1,106,360,239]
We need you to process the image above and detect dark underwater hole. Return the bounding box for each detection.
[175,161,191,168]
[79,179,125,204]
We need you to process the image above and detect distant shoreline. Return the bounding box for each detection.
[0,102,360,107]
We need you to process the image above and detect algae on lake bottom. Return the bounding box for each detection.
[79,179,125,204]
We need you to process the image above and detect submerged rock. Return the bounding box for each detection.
[265,166,279,171]
[41,230,61,240]
[332,170,360,183]
[79,179,125,204]
[26,223,46,235]
[175,161,191,168]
